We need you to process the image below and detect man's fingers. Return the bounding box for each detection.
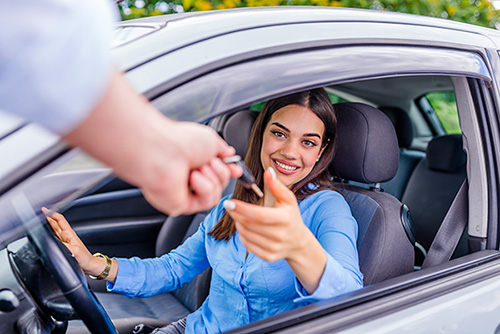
[210,158,231,191]
[217,140,236,159]
[226,162,243,179]
[186,169,220,214]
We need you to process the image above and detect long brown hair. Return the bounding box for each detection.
[208,88,338,241]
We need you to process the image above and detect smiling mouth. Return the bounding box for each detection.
[274,160,298,171]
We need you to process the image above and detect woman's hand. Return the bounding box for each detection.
[224,168,308,261]
[42,208,116,280]
[224,168,327,294]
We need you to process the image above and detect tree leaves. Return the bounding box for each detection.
[117,0,500,29]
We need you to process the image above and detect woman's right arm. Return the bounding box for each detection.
[43,204,219,297]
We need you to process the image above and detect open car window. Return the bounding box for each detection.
[145,43,494,332]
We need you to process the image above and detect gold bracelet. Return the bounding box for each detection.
[89,252,112,280]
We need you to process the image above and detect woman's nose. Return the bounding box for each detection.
[279,140,299,159]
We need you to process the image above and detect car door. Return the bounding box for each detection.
[121,21,499,332]
[62,176,165,259]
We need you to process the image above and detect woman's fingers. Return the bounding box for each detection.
[43,208,72,232]
[263,167,297,205]
[224,167,307,262]
[224,200,280,224]
[46,216,63,240]
[237,224,280,262]
[236,221,282,253]
[43,208,65,239]
[42,208,83,246]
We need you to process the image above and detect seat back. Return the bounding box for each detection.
[330,102,414,285]
[155,209,215,312]
[401,134,467,264]
[379,106,426,200]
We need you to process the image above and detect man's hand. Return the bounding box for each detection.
[142,121,242,216]
[63,69,242,216]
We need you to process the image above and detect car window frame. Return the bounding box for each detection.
[147,44,491,242]
[148,45,490,123]
[141,44,499,333]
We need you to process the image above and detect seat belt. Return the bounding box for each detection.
[422,180,468,269]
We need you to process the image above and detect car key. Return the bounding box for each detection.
[223,155,264,198]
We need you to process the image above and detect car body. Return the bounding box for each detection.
[2,6,500,333]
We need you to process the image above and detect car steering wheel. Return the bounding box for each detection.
[14,220,117,333]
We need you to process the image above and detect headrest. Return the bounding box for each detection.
[426,134,466,173]
[222,109,259,157]
[379,106,414,148]
[329,102,399,183]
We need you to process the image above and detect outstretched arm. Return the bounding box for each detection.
[223,168,326,294]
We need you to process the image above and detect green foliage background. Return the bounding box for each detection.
[426,92,461,134]
[118,0,500,29]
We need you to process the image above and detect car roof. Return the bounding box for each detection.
[117,6,499,34]
[113,7,500,72]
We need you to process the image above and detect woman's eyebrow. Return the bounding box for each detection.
[304,133,321,139]
[271,122,321,139]
[271,122,290,132]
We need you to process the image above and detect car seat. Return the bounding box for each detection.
[378,106,426,200]
[401,134,467,266]
[330,102,415,285]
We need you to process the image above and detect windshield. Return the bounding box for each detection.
[0,110,25,139]
[0,149,111,250]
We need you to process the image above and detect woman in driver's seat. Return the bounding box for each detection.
[45,88,363,334]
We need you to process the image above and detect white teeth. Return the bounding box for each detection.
[275,160,297,171]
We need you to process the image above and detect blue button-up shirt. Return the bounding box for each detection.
[108,190,363,333]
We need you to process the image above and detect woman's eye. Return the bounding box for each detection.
[303,140,317,147]
[271,130,285,138]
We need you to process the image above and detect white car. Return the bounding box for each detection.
[1,6,500,334]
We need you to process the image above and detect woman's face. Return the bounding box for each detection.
[260,104,326,187]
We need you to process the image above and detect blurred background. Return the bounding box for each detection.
[117,0,500,29]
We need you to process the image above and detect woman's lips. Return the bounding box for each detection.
[273,159,300,175]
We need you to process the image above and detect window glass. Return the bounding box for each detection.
[426,92,461,134]
[152,46,488,123]
[248,93,347,112]
[249,101,267,111]
[328,93,349,104]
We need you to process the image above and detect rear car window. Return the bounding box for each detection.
[328,93,349,104]
[425,91,461,134]
[249,93,347,112]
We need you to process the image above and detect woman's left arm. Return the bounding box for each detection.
[225,168,332,294]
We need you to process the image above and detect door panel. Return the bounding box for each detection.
[63,178,165,259]
[229,251,500,334]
